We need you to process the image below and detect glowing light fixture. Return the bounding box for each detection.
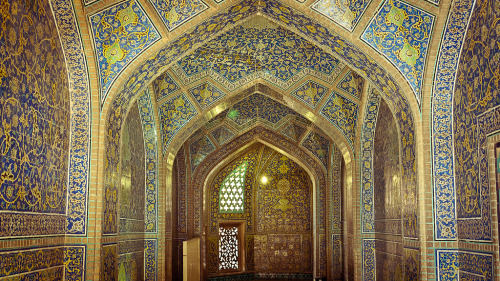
[261,176,268,184]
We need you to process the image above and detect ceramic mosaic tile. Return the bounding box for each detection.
[431,0,475,240]
[188,82,226,109]
[190,136,216,172]
[361,0,435,102]
[89,0,161,103]
[310,0,372,32]
[153,72,181,102]
[176,21,339,84]
[337,70,363,100]
[291,80,328,109]
[301,132,330,168]
[138,90,159,232]
[320,90,358,147]
[211,125,236,145]
[158,94,198,153]
[149,0,209,32]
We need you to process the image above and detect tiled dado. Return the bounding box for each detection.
[0,245,85,280]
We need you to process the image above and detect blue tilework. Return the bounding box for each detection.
[137,90,158,233]
[310,0,372,32]
[360,89,381,233]
[281,123,306,142]
[337,70,363,100]
[453,0,499,241]
[320,90,359,147]
[361,0,435,102]
[153,72,180,101]
[158,94,198,153]
[331,145,342,230]
[106,0,418,238]
[0,0,71,238]
[149,0,208,32]
[211,125,236,145]
[0,246,64,278]
[89,0,161,103]
[188,82,226,109]
[177,25,339,83]
[189,136,216,172]
[362,239,375,281]
[64,245,86,281]
[431,0,475,240]
[145,239,158,281]
[291,80,328,109]
[51,0,92,235]
[437,250,458,281]
[301,132,330,168]
[436,250,494,281]
[227,94,298,126]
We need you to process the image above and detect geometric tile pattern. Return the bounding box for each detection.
[337,71,364,100]
[190,136,216,173]
[320,91,359,147]
[360,89,381,233]
[153,72,180,102]
[89,0,161,102]
[211,125,236,145]
[404,248,420,281]
[310,0,372,32]
[431,0,476,240]
[149,0,208,32]
[301,132,330,168]
[138,90,159,232]
[0,0,69,231]
[331,145,342,230]
[361,0,435,102]
[219,162,248,213]
[291,80,328,109]
[51,0,92,235]
[158,94,198,153]
[188,82,226,109]
[177,22,339,84]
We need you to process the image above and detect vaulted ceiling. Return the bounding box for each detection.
[84,0,440,154]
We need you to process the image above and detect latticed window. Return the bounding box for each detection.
[219,162,248,213]
[219,225,239,270]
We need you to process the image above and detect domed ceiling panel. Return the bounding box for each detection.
[227,94,298,126]
[89,0,161,103]
[188,82,226,109]
[320,91,358,147]
[158,94,198,152]
[211,125,236,145]
[281,123,307,142]
[149,0,209,32]
[310,0,372,32]
[361,0,435,102]
[291,80,329,109]
[336,71,364,100]
[189,135,216,172]
[301,131,330,168]
[173,17,342,90]
[154,72,181,101]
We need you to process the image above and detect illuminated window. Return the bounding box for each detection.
[219,162,247,213]
[219,223,243,271]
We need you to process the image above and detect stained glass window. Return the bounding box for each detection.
[219,162,248,213]
[219,226,239,270]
